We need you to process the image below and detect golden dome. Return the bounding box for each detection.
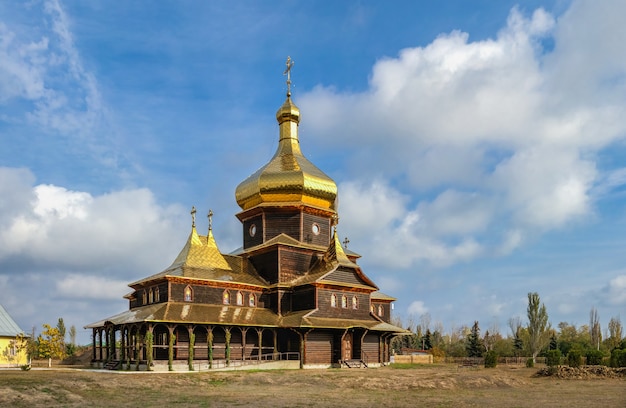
[235,96,338,211]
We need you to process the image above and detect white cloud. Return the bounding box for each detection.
[56,274,129,300]
[606,275,626,305]
[301,3,626,270]
[338,179,484,268]
[407,300,428,316]
[0,166,186,275]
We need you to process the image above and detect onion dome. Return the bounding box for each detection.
[235,66,338,211]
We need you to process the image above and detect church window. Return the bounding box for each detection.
[223,290,230,305]
[148,288,154,304]
[341,295,348,308]
[311,223,320,235]
[142,290,147,305]
[184,285,193,302]
[378,305,383,317]
[352,295,358,309]
[330,294,337,308]
[249,293,256,307]
[249,224,257,237]
[236,291,244,306]
[155,287,160,302]
[370,304,375,313]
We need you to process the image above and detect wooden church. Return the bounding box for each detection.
[87,61,406,370]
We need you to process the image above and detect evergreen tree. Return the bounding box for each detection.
[527,292,550,363]
[550,333,558,350]
[423,329,432,350]
[466,321,484,357]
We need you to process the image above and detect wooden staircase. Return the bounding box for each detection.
[104,360,121,370]
[341,359,368,368]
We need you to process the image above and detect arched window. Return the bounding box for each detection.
[142,290,147,305]
[148,288,154,304]
[370,304,375,313]
[155,287,160,302]
[352,295,358,309]
[249,293,256,307]
[330,294,337,308]
[223,290,230,305]
[341,295,348,309]
[378,305,383,317]
[184,285,193,302]
[236,291,244,306]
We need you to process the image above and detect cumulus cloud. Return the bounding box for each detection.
[57,274,129,300]
[0,167,186,275]
[338,180,483,267]
[605,275,626,305]
[303,3,626,270]
[407,300,428,316]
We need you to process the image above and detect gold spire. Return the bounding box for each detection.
[235,58,338,212]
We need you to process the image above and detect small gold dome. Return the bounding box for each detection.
[235,96,338,211]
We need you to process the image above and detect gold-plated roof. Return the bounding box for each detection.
[291,230,378,290]
[86,303,407,333]
[129,226,267,288]
[235,95,338,211]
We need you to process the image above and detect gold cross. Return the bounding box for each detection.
[284,56,294,96]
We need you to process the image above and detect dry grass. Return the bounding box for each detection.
[1,364,624,407]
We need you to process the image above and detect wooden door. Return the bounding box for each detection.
[343,332,353,360]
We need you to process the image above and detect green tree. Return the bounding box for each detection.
[589,307,601,351]
[606,316,623,351]
[527,292,550,363]
[66,325,77,357]
[466,321,483,358]
[37,324,65,366]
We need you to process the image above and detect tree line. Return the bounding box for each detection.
[11,318,82,367]
[391,292,626,366]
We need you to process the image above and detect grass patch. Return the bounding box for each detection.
[388,363,435,369]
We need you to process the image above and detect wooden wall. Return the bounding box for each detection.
[315,288,372,319]
[249,251,279,284]
[278,248,316,282]
[362,333,380,363]
[243,215,263,248]
[130,282,168,309]
[266,211,300,240]
[305,331,333,364]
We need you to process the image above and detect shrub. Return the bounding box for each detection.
[526,358,534,368]
[567,350,581,368]
[610,349,626,368]
[484,351,497,368]
[586,349,604,366]
[545,350,561,367]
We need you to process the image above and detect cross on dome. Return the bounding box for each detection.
[284,56,294,97]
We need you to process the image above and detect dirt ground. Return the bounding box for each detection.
[1,364,625,407]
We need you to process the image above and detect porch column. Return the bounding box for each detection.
[92,328,97,361]
[241,327,248,361]
[256,328,263,361]
[273,329,278,357]
[98,329,103,360]
[207,326,213,368]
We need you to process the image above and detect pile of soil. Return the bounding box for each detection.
[535,365,626,379]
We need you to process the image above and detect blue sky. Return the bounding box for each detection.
[1,0,625,344]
